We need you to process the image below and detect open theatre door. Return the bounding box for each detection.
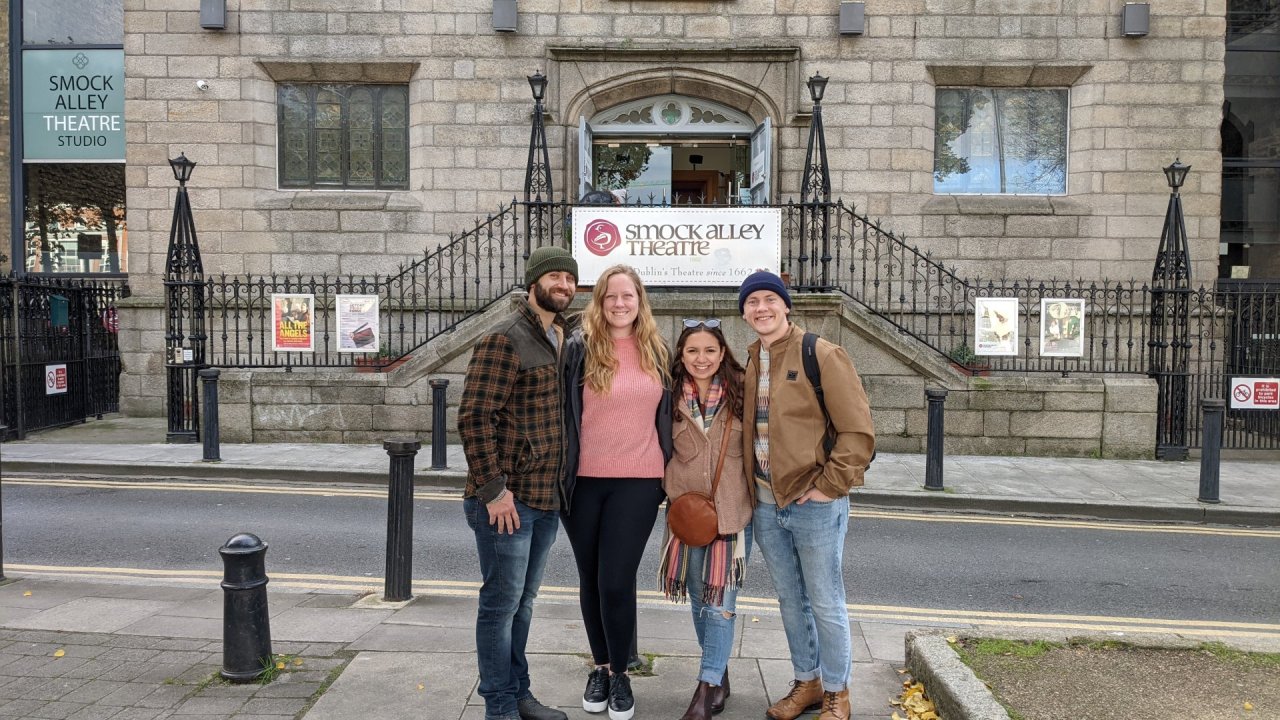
[578,116,594,200]
[749,117,771,205]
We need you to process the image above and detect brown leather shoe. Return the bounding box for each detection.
[708,669,729,714]
[765,678,823,720]
[679,681,714,720]
[816,689,850,720]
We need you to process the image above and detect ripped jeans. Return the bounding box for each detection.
[685,523,752,685]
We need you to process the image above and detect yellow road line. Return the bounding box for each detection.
[852,508,1280,538]
[9,563,1279,640]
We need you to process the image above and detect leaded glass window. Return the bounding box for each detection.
[277,84,410,190]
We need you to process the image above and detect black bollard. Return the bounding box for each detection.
[1198,398,1224,504]
[429,379,449,470]
[200,368,221,462]
[384,439,421,602]
[924,387,948,491]
[220,533,272,682]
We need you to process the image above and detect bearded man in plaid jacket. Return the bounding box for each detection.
[458,246,578,720]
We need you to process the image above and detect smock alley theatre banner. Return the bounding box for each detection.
[23,49,125,162]
[571,207,782,287]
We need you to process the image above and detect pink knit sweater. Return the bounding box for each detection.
[577,335,665,478]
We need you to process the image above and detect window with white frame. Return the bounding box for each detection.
[933,87,1068,195]
[277,84,409,190]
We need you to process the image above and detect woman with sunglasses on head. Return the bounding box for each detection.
[659,318,754,720]
[562,264,672,720]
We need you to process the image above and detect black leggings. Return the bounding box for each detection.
[562,476,664,673]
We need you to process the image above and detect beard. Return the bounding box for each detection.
[532,282,571,313]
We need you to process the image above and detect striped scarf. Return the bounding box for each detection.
[659,376,747,606]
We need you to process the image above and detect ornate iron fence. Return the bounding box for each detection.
[0,274,127,440]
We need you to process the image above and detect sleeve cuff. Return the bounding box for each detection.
[476,474,509,504]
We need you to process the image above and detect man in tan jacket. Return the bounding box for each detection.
[738,270,875,720]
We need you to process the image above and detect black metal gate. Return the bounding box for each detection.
[0,275,129,440]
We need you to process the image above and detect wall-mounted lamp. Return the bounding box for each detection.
[200,0,226,30]
[689,154,703,170]
[1122,3,1149,37]
[839,2,865,36]
[493,0,518,33]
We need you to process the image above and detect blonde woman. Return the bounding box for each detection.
[562,265,672,720]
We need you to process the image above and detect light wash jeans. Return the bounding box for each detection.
[752,496,851,692]
[684,523,753,685]
[464,497,560,720]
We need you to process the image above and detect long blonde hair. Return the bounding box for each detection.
[583,265,670,395]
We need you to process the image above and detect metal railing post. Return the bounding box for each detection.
[429,379,449,470]
[925,387,948,491]
[1198,398,1224,504]
[200,368,221,462]
[384,439,421,602]
[219,533,272,682]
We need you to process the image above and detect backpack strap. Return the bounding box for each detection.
[802,332,834,455]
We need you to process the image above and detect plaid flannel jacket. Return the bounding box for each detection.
[458,300,566,511]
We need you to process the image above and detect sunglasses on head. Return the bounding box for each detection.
[682,318,722,329]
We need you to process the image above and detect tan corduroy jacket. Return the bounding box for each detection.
[663,401,755,535]
[742,323,876,508]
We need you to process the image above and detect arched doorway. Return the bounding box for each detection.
[578,95,772,205]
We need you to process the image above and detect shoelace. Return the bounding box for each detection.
[822,691,839,713]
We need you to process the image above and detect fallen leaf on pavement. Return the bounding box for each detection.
[275,660,285,670]
[946,636,958,644]
[293,658,303,666]
[23,591,32,597]
[53,649,65,658]
[417,683,425,691]
[1245,701,1254,711]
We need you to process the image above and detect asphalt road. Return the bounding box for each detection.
[4,477,1278,628]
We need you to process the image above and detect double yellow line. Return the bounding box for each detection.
[9,563,1280,642]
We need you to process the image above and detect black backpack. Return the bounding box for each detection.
[801,332,874,466]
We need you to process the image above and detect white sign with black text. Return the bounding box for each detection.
[570,207,781,287]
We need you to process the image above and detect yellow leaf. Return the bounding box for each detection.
[892,714,904,720]
[1244,702,1254,711]
[275,661,285,670]
[53,649,66,658]
[946,635,958,644]
[751,617,760,623]
[417,683,425,691]
[23,591,32,597]
[897,667,909,674]
[293,658,303,666]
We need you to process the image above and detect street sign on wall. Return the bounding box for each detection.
[22,49,126,162]
[570,207,781,287]
[1230,377,1280,410]
[45,364,68,395]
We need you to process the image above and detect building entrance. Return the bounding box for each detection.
[580,95,771,204]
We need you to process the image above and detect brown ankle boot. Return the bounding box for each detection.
[709,669,730,714]
[816,689,850,720]
[765,678,823,720]
[679,681,714,720]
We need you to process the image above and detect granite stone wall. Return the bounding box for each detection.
[120,0,1216,425]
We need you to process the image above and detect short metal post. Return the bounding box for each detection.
[200,368,221,462]
[1198,398,1224,504]
[384,439,421,602]
[429,379,449,470]
[925,387,948,491]
[220,533,272,682]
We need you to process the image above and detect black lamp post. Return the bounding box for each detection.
[798,72,833,290]
[1149,158,1193,460]
[164,152,207,443]
[523,71,554,263]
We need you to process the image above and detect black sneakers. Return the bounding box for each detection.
[582,667,609,713]
[607,672,634,720]
[517,694,567,720]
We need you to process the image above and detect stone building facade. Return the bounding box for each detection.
[110,0,1226,425]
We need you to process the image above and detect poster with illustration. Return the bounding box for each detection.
[272,293,314,352]
[974,297,1019,356]
[1040,298,1086,357]
[336,295,380,353]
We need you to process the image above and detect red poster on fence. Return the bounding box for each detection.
[272,294,314,352]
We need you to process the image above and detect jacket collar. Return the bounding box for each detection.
[518,296,565,332]
[754,322,802,355]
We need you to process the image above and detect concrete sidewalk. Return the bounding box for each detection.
[3,415,1277,526]
[0,574,923,720]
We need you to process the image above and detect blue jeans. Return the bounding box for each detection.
[464,496,560,719]
[753,496,851,692]
[685,524,752,685]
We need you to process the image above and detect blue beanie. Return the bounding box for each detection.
[738,270,792,313]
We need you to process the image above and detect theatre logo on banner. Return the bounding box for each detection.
[571,207,781,286]
[23,49,126,163]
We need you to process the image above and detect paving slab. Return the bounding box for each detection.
[9,599,179,634]
[302,651,468,720]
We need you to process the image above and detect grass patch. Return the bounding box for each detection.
[965,638,1061,659]
[256,653,298,684]
[629,652,660,677]
[1197,641,1280,669]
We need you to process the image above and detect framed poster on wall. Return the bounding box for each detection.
[1040,298,1085,357]
[272,293,314,352]
[974,297,1019,356]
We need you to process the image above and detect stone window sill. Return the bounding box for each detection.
[922,195,1090,216]
[255,191,422,212]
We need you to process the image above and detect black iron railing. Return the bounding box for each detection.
[0,274,127,439]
